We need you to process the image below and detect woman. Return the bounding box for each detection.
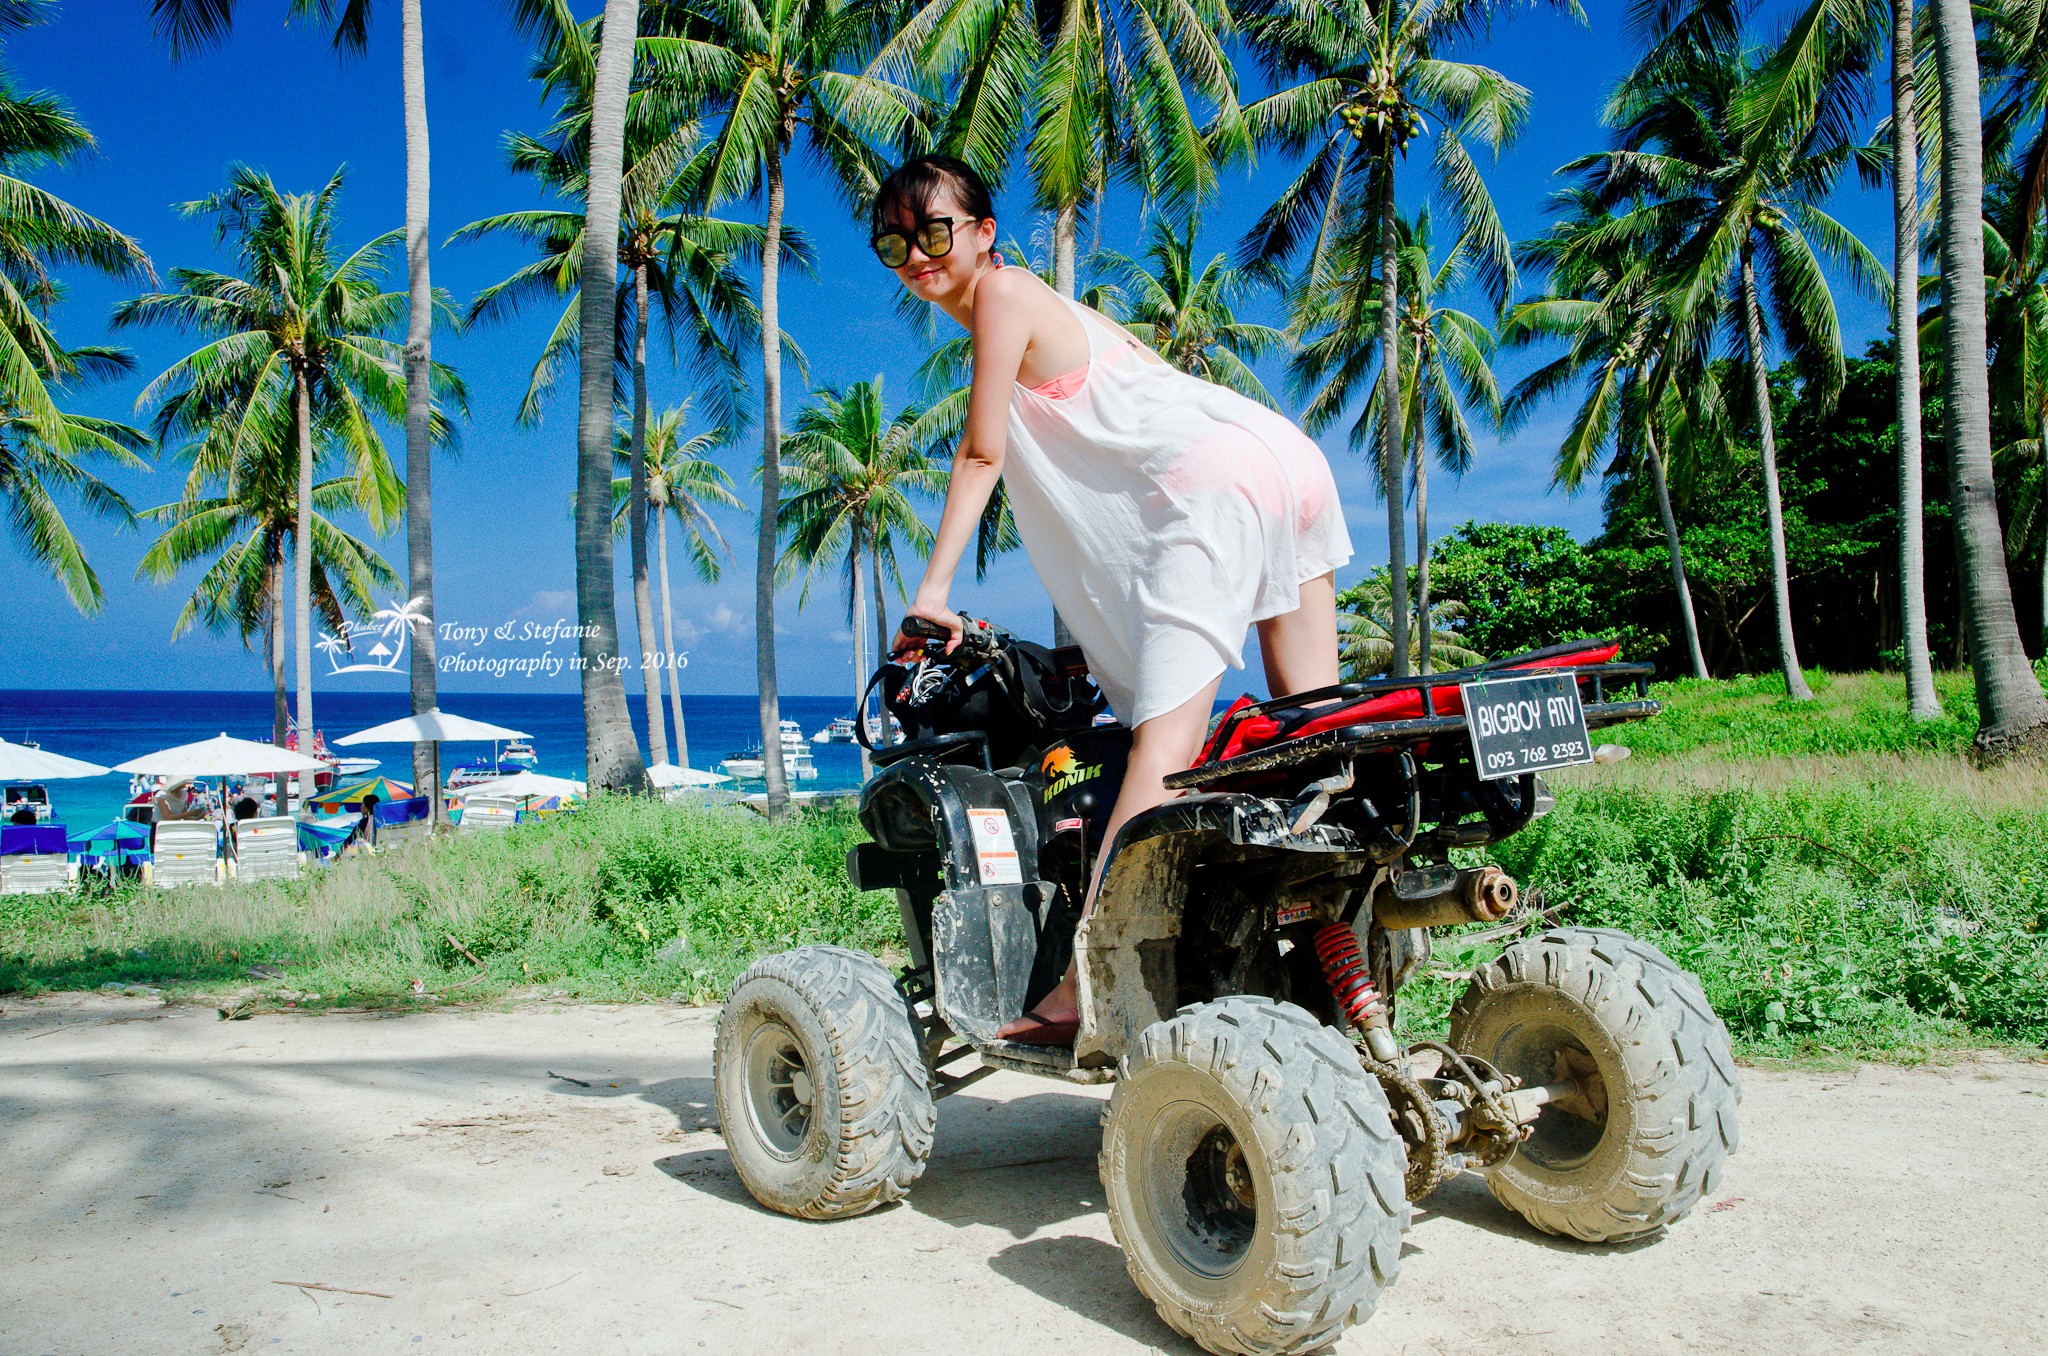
[878,155,1351,1044]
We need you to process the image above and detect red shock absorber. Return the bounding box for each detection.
[1314,922,1384,1031]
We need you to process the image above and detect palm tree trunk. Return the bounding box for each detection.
[852,540,871,781]
[1376,163,1409,677]
[757,137,790,816]
[574,0,650,794]
[1930,0,2048,745]
[629,262,668,766]
[1894,0,1942,721]
[657,508,687,768]
[871,545,890,747]
[1414,348,1431,677]
[1739,247,1814,701]
[1644,419,1710,679]
[294,368,316,801]
[270,559,288,808]
[401,0,440,812]
[1050,200,1079,650]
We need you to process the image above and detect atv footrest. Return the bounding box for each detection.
[977,1039,1118,1084]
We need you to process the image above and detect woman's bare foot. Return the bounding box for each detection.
[997,973,1079,1043]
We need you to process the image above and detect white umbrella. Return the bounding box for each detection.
[461,771,587,803]
[333,709,531,746]
[114,733,328,778]
[0,736,110,780]
[334,708,534,825]
[647,762,731,788]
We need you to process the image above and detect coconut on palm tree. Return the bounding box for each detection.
[634,0,919,815]
[1237,0,1572,674]
[151,0,451,791]
[114,166,465,798]
[777,376,942,777]
[1580,30,1889,701]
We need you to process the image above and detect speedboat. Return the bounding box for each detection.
[334,756,381,777]
[445,759,525,793]
[812,716,860,744]
[501,737,539,768]
[3,782,51,824]
[720,748,766,780]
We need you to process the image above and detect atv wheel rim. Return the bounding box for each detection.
[1493,1019,1610,1171]
[1142,1102,1257,1280]
[743,1020,815,1159]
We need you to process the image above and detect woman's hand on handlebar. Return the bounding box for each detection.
[895,597,963,657]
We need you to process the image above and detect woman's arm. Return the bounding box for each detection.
[897,270,1036,654]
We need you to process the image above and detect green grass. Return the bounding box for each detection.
[5,670,2044,1061]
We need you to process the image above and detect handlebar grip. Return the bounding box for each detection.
[901,615,951,641]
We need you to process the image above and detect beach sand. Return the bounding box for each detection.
[3,994,2042,1355]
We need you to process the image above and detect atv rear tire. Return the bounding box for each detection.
[714,945,935,1219]
[1450,926,1740,1243]
[1100,997,1408,1356]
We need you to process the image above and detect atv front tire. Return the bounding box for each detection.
[1100,997,1408,1356]
[1450,926,1740,1243]
[714,945,935,1218]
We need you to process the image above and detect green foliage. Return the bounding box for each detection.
[1427,521,1659,659]
[0,798,893,1008]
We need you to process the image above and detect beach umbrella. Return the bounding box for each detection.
[334,708,532,825]
[310,775,414,813]
[0,736,110,780]
[460,770,586,807]
[114,733,328,778]
[647,762,731,788]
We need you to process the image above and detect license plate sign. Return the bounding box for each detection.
[1460,673,1593,781]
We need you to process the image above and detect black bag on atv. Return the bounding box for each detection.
[870,622,1107,768]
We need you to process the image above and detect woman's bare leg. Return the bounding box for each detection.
[1256,572,1340,696]
[996,672,1224,1035]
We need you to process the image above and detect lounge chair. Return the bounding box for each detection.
[459,795,520,832]
[370,796,432,851]
[0,824,71,895]
[231,815,302,882]
[151,820,222,888]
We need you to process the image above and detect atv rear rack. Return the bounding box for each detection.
[1166,657,1658,791]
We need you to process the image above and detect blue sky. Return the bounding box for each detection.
[0,1,1895,700]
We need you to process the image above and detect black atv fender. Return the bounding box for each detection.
[1072,793,1364,1069]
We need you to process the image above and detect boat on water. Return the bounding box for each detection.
[334,756,381,777]
[445,759,527,793]
[719,741,818,782]
[4,782,51,824]
[812,715,882,745]
[501,737,539,768]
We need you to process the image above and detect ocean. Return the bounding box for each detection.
[0,690,870,831]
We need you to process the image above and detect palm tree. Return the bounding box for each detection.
[456,11,773,770]
[1929,0,2048,744]
[1336,573,1484,679]
[636,0,918,816]
[113,166,463,798]
[1091,214,1286,405]
[647,404,742,768]
[1581,32,1888,701]
[610,407,743,766]
[0,6,152,609]
[1502,187,1723,680]
[151,0,450,791]
[778,377,942,778]
[874,0,1243,298]
[138,408,397,762]
[1236,0,1571,675]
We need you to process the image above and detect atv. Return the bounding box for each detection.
[713,615,1741,1356]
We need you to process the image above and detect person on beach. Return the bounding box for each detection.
[876,155,1352,1045]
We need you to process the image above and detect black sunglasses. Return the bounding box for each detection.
[872,215,980,269]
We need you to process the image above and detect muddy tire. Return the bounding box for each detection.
[713,945,935,1219]
[1100,997,1408,1356]
[1450,926,1741,1243]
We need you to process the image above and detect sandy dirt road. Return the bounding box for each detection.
[3,995,2043,1356]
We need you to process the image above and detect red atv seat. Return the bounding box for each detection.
[1194,640,1623,768]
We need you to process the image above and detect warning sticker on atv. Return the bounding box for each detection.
[1460,672,1593,781]
[967,807,1023,884]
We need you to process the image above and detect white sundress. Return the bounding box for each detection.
[1004,292,1354,727]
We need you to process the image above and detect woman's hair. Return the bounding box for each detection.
[870,154,995,238]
